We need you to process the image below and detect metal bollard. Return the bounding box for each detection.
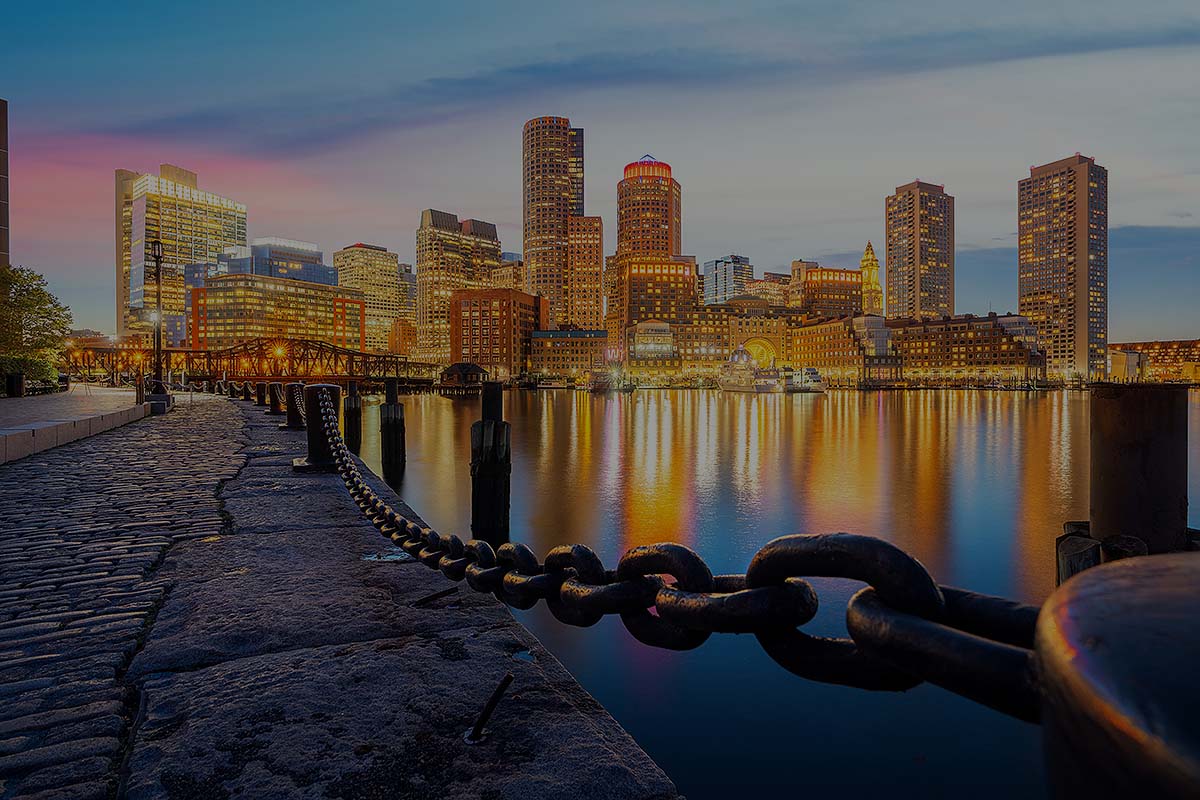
[380,377,406,482]
[470,381,510,546]
[228,381,239,399]
[1038,552,1200,799]
[1090,384,1189,554]
[255,381,267,405]
[293,383,342,472]
[242,382,253,401]
[344,381,363,454]
[279,382,306,430]
[266,382,285,415]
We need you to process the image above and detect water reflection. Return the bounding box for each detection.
[357,388,1199,799]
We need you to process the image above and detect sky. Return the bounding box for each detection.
[2,0,1198,340]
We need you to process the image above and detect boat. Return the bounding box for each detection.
[718,346,784,393]
[785,367,827,394]
[619,381,636,393]
[538,378,568,389]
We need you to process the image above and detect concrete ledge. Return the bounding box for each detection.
[0,403,151,464]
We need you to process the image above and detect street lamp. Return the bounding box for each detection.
[150,239,166,395]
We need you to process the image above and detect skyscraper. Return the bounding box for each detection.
[522,116,585,327]
[885,180,954,320]
[415,209,501,364]
[566,215,604,330]
[334,242,404,352]
[1018,154,1108,379]
[606,156,691,357]
[860,241,883,316]
[616,155,681,256]
[115,165,246,342]
[0,98,8,268]
[702,255,753,305]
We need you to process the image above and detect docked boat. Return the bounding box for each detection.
[538,378,569,389]
[785,367,827,394]
[718,346,784,393]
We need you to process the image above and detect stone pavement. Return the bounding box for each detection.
[0,393,680,799]
[0,394,242,799]
[0,386,140,428]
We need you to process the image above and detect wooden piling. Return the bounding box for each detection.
[470,382,510,547]
[380,378,406,481]
[344,381,363,455]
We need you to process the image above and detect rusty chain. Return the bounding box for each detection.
[306,389,1041,723]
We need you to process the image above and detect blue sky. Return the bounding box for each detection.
[2,0,1198,339]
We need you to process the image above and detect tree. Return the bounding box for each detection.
[0,264,74,381]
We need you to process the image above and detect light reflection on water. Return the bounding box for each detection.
[357,388,1200,799]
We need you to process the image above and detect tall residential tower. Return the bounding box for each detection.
[1018,154,1108,379]
[523,116,597,328]
[885,180,954,320]
[334,242,405,352]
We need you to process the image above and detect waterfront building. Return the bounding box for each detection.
[860,241,883,316]
[522,116,587,327]
[1018,154,1109,380]
[1,97,8,267]
[333,242,404,352]
[530,329,608,377]
[191,273,364,350]
[606,156,687,357]
[448,288,548,380]
[796,266,863,318]
[886,180,954,320]
[114,164,247,342]
[242,237,335,284]
[788,260,818,307]
[1108,349,1146,383]
[743,273,791,307]
[415,209,502,364]
[886,313,1046,384]
[567,215,604,330]
[389,318,417,356]
[789,316,902,387]
[702,255,753,305]
[1110,340,1200,382]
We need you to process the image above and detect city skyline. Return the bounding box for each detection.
[2,2,1198,339]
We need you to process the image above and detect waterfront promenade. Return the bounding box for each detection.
[0,394,679,799]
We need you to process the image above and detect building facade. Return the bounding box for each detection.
[886,180,954,320]
[1018,154,1108,380]
[530,329,608,377]
[789,316,903,387]
[567,215,604,330]
[743,273,791,307]
[334,242,404,352]
[860,241,883,316]
[1,98,8,267]
[449,288,548,380]
[522,116,586,327]
[191,273,364,350]
[796,266,863,318]
[702,255,753,305]
[115,165,247,342]
[488,257,524,291]
[887,313,1046,384]
[1110,340,1200,382]
[415,209,502,364]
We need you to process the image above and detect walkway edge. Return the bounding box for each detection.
[0,403,150,464]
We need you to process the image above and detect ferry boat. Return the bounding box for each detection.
[718,347,784,393]
[785,367,827,394]
[537,378,569,389]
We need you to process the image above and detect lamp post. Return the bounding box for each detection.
[150,239,166,395]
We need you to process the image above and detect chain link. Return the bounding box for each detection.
[308,389,1042,723]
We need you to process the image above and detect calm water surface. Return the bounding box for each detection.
[356,388,1200,799]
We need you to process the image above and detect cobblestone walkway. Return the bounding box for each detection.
[0,386,140,428]
[0,396,245,799]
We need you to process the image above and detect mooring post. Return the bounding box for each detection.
[266,381,285,415]
[1090,383,1188,554]
[293,383,342,472]
[228,381,239,399]
[344,381,363,454]
[470,381,510,547]
[255,381,267,405]
[239,382,251,401]
[280,382,306,430]
[380,377,407,480]
[1037,552,1200,799]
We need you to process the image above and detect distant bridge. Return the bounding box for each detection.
[62,337,442,385]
